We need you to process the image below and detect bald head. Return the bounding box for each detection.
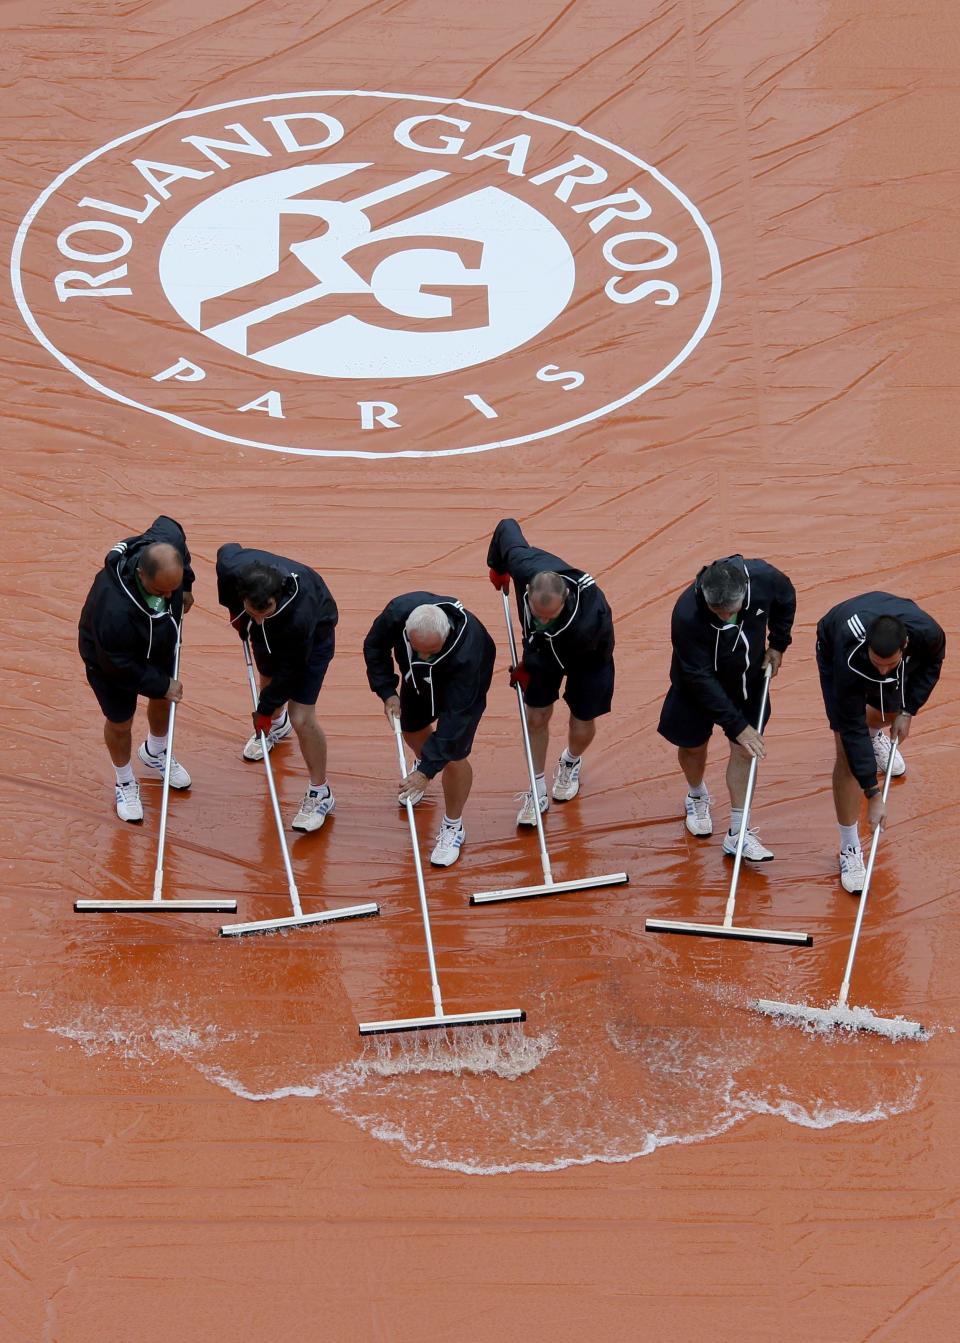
[137,542,183,599]
[527,571,567,622]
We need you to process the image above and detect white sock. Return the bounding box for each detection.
[534,772,547,798]
[147,732,167,756]
[687,780,707,799]
[729,808,745,836]
[560,748,580,766]
[273,709,288,726]
[115,763,135,785]
[309,781,329,795]
[443,814,462,829]
[839,823,860,851]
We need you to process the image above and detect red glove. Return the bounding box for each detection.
[508,663,530,692]
[252,712,273,735]
[488,568,510,593]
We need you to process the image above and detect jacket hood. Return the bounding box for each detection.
[846,639,904,691]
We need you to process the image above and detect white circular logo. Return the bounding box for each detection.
[160,163,575,378]
[12,91,721,459]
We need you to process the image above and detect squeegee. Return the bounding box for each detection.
[76,626,237,915]
[359,716,525,1035]
[220,638,379,935]
[470,587,629,905]
[645,665,811,946]
[753,737,923,1039]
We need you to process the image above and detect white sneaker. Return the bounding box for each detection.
[399,759,425,807]
[722,827,774,862]
[684,792,713,837]
[552,755,582,801]
[243,713,293,761]
[115,780,143,823]
[839,845,866,894]
[516,789,549,826]
[137,742,192,789]
[872,730,906,778]
[430,819,465,867]
[292,786,335,832]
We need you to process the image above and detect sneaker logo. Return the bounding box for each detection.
[14,91,720,460]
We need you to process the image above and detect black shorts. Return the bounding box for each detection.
[252,629,335,706]
[816,639,885,728]
[399,681,441,735]
[84,664,163,724]
[523,656,615,721]
[398,653,495,759]
[657,679,771,749]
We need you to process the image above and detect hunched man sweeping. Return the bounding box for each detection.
[217,543,339,833]
[658,554,796,862]
[487,518,615,826]
[78,515,194,823]
[816,591,945,893]
[363,593,496,868]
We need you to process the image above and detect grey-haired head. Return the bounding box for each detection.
[699,560,747,617]
[406,603,452,657]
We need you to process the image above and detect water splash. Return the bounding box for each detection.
[752,999,928,1042]
[361,1021,549,1079]
[43,992,926,1177]
[49,1008,240,1063]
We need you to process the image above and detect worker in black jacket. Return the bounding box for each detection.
[78,515,194,823]
[363,593,496,868]
[487,518,615,826]
[658,555,796,862]
[217,544,339,833]
[816,592,946,893]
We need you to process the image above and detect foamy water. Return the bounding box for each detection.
[752,999,928,1042]
[49,1011,242,1063]
[42,994,926,1177]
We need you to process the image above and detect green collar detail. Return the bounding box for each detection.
[135,573,168,613]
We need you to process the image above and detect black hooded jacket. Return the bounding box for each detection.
[486,518,614,673]
[78,515,193,699]
[363,592,495,779]
[216,544,338,716]
[817,592,946,790]
[667,555,796,739]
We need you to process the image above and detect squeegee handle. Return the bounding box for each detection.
[500,589,553,884]
[393,716,444,1015]
[151,623,182,903]
[722,663,772,927]
[501,588,521,666]
[243,638,302,916]
[837,736,899,1009]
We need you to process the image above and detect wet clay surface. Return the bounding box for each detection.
[2,1,958,1340]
